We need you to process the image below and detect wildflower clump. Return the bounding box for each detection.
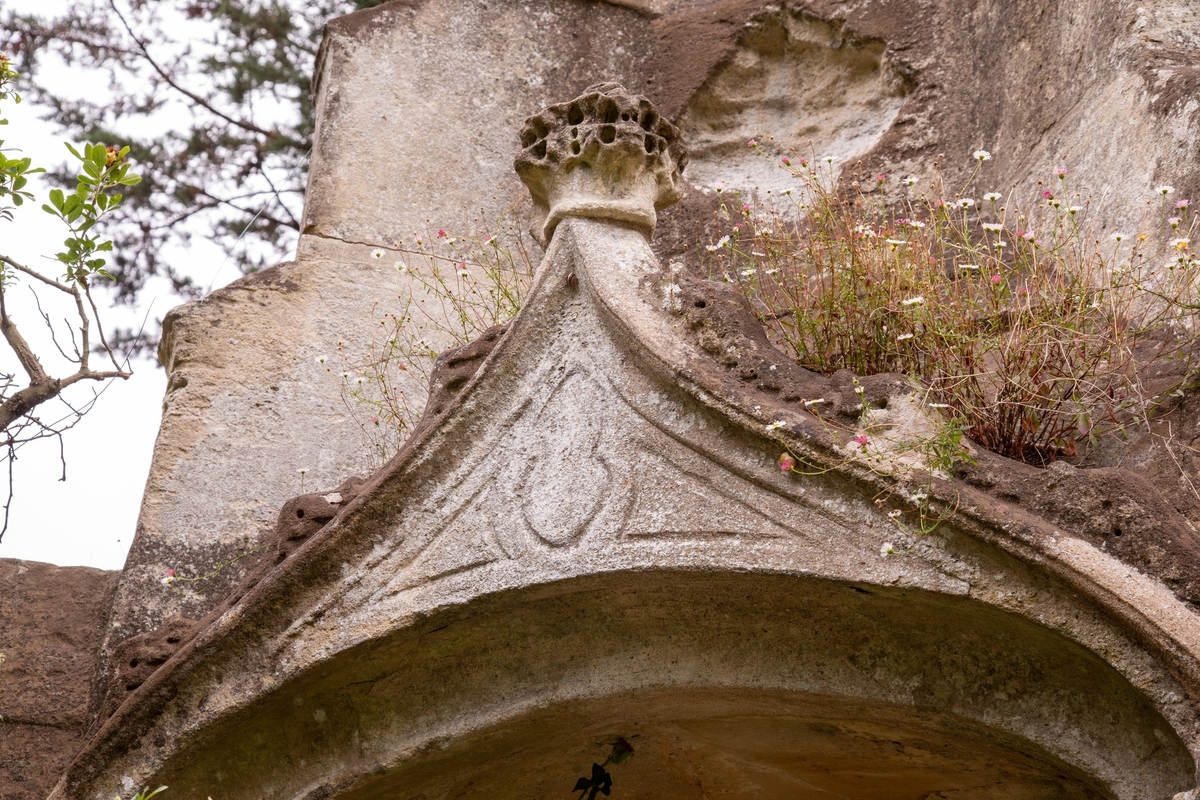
[704,150,1200,463]
[337,207,537,462]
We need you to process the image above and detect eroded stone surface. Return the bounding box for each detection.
[0,559,117,800]
[56,218,1200,800]
[676,9,909,196]
[73,3,1200,798]
[109,0,1200,691]
[515,82,687,245]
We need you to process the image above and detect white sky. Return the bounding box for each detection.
[1,1,250,568]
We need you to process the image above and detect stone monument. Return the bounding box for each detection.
[2,1,1200,798]
[46,81,1200,800]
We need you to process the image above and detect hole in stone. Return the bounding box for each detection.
[694,299,707,309]
[644,136,656,153]
[531,117,549,139]
[567,104,584,125]
[640,109,657,131]
[621,112,631,121]
[1101,499,1112,510]
[126,683,142,692]
[876,398,888,410]
[519,129,537,148]
[571,141,581,155]
[599,125,616,144]
[296,509,305,519]
[571,127,578,139]
[166,637,180,644]
[598,98,619,124]
[1113,527,1123,537]
[532,140,547,159]
[129,658,139,668]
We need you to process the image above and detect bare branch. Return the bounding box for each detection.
[1,254,72,292]
[0,281,51,385]
[107,0,281,140]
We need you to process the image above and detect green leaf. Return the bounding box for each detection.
[64,143,82,161]
[49,188,64,211]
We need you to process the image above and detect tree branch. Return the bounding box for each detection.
[107,0,280,140]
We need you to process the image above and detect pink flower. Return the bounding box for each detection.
[779,453,796,472]
[741,204,751,213]
[875,173,886,182]
[747,138,757,147]
[166,568,176,577]
[781,156,791,166]
[371,416,380,424]
[1055,167,1067,177]
[1042,190,1054,200]
[991,274,1003,284]
[437,229,447,238]
[1178,199,1190,209]
[799,158,808,167]
[853,434,870,449]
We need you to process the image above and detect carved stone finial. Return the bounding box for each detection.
[514,82,688,246]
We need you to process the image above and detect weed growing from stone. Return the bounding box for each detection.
[706,148,1200,465]
[115,787,166,800]
[333,206,536,462]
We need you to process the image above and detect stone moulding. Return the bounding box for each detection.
[52,89,1200,800]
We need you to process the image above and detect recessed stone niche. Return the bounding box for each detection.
[677,10,909,196]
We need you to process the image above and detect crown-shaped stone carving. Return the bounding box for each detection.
[514,82,688,246]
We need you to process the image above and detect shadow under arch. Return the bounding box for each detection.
[152,570,1194,800]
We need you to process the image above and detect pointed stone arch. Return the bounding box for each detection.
[55,85,1200,800]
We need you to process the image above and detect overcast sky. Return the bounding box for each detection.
[1,1,249,569]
